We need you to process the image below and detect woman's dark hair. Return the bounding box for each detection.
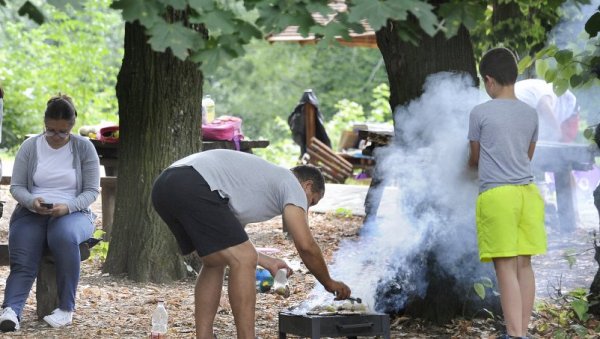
[479,47,518,86]
[0,86,3,99]
[291,165,325,194]
[45,93,77,123]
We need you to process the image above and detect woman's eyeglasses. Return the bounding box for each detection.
[44,128,70,139]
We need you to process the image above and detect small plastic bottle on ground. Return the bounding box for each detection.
[150,300,168,338]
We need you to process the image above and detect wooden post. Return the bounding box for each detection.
[36,257,59,319]
[304,101,316,150]
[35,242,93,319]
[100,176,117,241]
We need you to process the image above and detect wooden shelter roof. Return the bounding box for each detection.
[266,1,377,48]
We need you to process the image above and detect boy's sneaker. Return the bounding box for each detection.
[43,308,73,328]
[0,307,20,332]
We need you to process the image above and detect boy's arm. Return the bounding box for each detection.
[528,142,536,160]
[468,141,480,168]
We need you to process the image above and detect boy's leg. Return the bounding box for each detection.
[198,240,257,339]
[517,255,535,335]
[493,257,523,337]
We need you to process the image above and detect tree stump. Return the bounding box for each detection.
[35,241,94,319]
[36,256,60,319]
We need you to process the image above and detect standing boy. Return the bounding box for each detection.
[467,47,547,338]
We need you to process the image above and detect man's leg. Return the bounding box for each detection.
[198,240,258,339]
[493,257,523,337]
[517,255,535,335]
[195,263,225,339]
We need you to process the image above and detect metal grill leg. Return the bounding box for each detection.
[311,318,320,339]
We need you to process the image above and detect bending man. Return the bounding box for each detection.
[151,149,351,339]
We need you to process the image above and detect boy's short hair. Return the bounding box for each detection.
[479,47,518,86]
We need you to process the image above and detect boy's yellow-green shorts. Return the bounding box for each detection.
[476,183,547,262]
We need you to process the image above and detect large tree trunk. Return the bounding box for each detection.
[103,19,203,282]
[370,19,501,324]
[376,23,477,113]
[365,20,477,218]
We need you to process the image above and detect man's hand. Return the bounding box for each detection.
[324,280,351,300]
[259,253,292,278]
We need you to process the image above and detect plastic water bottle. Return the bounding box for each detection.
[202,95,215,123]
[273,268,290,297]
[151,300,168,338]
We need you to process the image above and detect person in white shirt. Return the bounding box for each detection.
[0,94,100,332]
[515,79,579,142]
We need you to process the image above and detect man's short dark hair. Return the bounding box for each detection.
[479,47,518,86]
[291,165,325,194]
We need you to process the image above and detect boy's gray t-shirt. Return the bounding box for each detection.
[468,99,538,193]
[171,149,308,225]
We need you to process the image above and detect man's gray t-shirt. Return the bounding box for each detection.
[170,149,308,225]
[468,99,538,193]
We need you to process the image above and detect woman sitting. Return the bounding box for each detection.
[0,94,100,331]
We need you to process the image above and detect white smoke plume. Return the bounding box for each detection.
[300,73,487,311]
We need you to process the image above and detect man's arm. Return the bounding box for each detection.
[282,204,351,299]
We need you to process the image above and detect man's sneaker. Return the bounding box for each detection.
[43,308,73,328]
[0,307,20,332]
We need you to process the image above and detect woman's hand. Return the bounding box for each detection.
[33,198,69,217]
[49,203,69,217]
[33,198,53,215]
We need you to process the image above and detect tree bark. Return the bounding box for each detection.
[371,17,501,324]
[376,22,477,113]
[103,19,203,282]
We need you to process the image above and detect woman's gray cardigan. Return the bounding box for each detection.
[10,133,100,213]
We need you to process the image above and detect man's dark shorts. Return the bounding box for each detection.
[151,166,248,257]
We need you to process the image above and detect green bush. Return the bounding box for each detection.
[0,0,123,151]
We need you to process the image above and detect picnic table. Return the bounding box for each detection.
[91,138,270,176]
[91,138,269,239]
[531,141,596,232]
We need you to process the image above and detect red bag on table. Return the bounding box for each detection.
[202,116,244,150]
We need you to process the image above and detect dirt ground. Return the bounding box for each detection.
[0,186,598,338]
